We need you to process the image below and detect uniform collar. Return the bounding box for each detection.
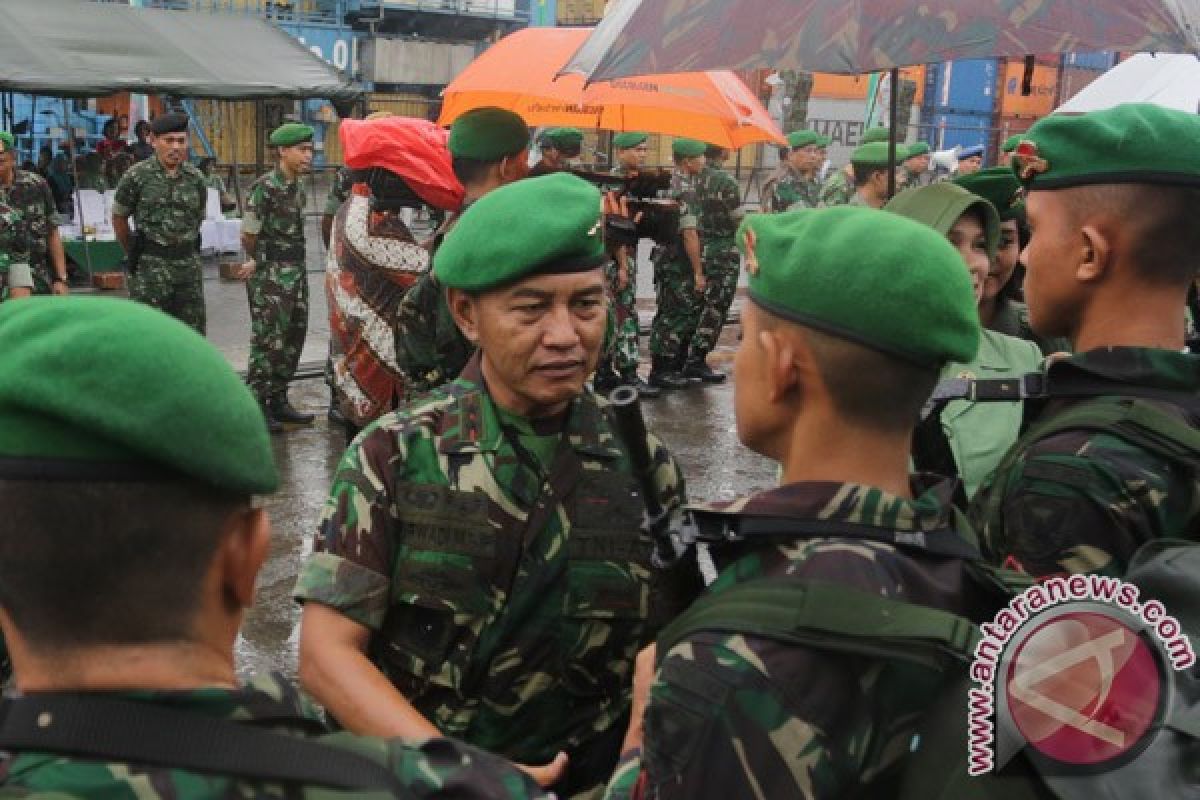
[438,351,623,460]
[1050,346,1200,394]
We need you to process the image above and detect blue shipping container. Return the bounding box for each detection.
[925,111,992,156]
[1062,51,1115,71]
[923,59,999,114]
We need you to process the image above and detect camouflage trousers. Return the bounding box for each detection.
[688,241,740,361]
[603,255,640,375]
[129,254,206,334]
[30,257,55,296]
[650,253,703,362]
[246,260,309,403]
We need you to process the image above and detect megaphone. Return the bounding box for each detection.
[930,145,961,172]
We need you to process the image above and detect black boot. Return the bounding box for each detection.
[673,349,703,386]
[682,358,727,384]
[260,401,284,435]
[271,394,316,426]
[621,371,662,398]
[647,357,689,390]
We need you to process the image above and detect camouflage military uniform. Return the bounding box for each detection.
[648,170,701,364]
[243,168,309,404]
[770,165,820,211]
[970,348,1200,577]
[605,479,992,799]
[112,156,207,333]
[0,169,60,294]
[687,164,742,363]
[818,167,855,206]
[605,163,641,377]
[324,165,353,218]
[295,353,687,794]
[0,201,33,302]
[0,672,549,799]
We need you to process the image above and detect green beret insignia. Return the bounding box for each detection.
[1002,134,1022,153]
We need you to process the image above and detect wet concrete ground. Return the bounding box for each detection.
[78,209,774,679]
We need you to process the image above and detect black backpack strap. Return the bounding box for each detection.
[0,694,413,797]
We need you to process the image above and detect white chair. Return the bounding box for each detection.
[205,187,223,221]
[217,218,243,254]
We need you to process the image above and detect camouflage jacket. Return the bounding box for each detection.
[695,165,742,240]
[394,270,474,395]
[818,168,855,206]
[0,202,33,300]
[112,156,206,248]
[668,169,699,235]
[770,165,820,212]
[970,347,1200,577]
[0,170,58,277]
[295,353,687,767]
[605,478,991,800]
[243,168,306,262]
[0,672,548,799]
[324,166,354,217]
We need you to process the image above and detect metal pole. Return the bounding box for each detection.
[229,101,244,215]
[62,98,93,277]
[887,67,899,199]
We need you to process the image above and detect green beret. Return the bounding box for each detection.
[1002,134,1022,153]
[851,141,896,168]
[863,126,891,144]
[816,135,832,148]
[449,107,530,161]
[672,138,706,158]
[1012,103,1200,191]
[884,182,1000,259]
[0,297,278,494]
[786,129,819,149]
[0,132,12,151]
[905,142,931,158]
[434,172,607,292]
[613,131,648,149]
[739,207,979,368]
[541,127,584,152]
[269,122,314,147]
[953,167,1024,222]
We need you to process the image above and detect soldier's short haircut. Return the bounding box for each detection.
[452,155,502,187]
[1062,184,1200,286]
[758,308,939,432]
[852,164,887,185]
[705,145,727,161]
[0,479,248,652]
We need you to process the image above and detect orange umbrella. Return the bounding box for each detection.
[438,27,785,149]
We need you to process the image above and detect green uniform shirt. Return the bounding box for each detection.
[970,347,1200,577]
[295,353,687,768]
[112,156,206,248]
[243,168,306,262]
[0,673,548,798]
[606,478,991,799]
[939,328,1044,499]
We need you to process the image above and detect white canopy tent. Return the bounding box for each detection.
[1056,53,1200,114]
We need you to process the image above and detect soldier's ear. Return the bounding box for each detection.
[218,506,270,612]
[446,287,480,344]
[759,328,799,403]
[1076,224,1111,284]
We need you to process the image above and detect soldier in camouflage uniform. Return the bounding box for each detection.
[0,296,546,800]
[845,141,898,209]
[0,131,68,295]
[297,175,692,799]
[898,141,932,191]
[681,145,743,383]
[238,123,317,432]
[647,139,707,389]
[605,206,989,799]
[112,113,208,333]
[765,129,821,212]
[395,107,530,394]
[818,163,856,206]
[0,200,34,301]
[970,104,1200,578]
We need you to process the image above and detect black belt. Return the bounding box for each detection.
[260,244,305,262]
[142,240,197,259]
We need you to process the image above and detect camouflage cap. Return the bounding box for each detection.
[0,297,279,494]
[851,141,899,168]
[738,207,979,368]
[863,126,891,144]
[434,172,606,293]
[1012,103,1200,190]
[884,182,1000,258]
[448,107,530,161]
[613,131,648,149]
[953,167,1024,222]
[672,138,707,158]
[786,129,819,149]
[269,122,314,147]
